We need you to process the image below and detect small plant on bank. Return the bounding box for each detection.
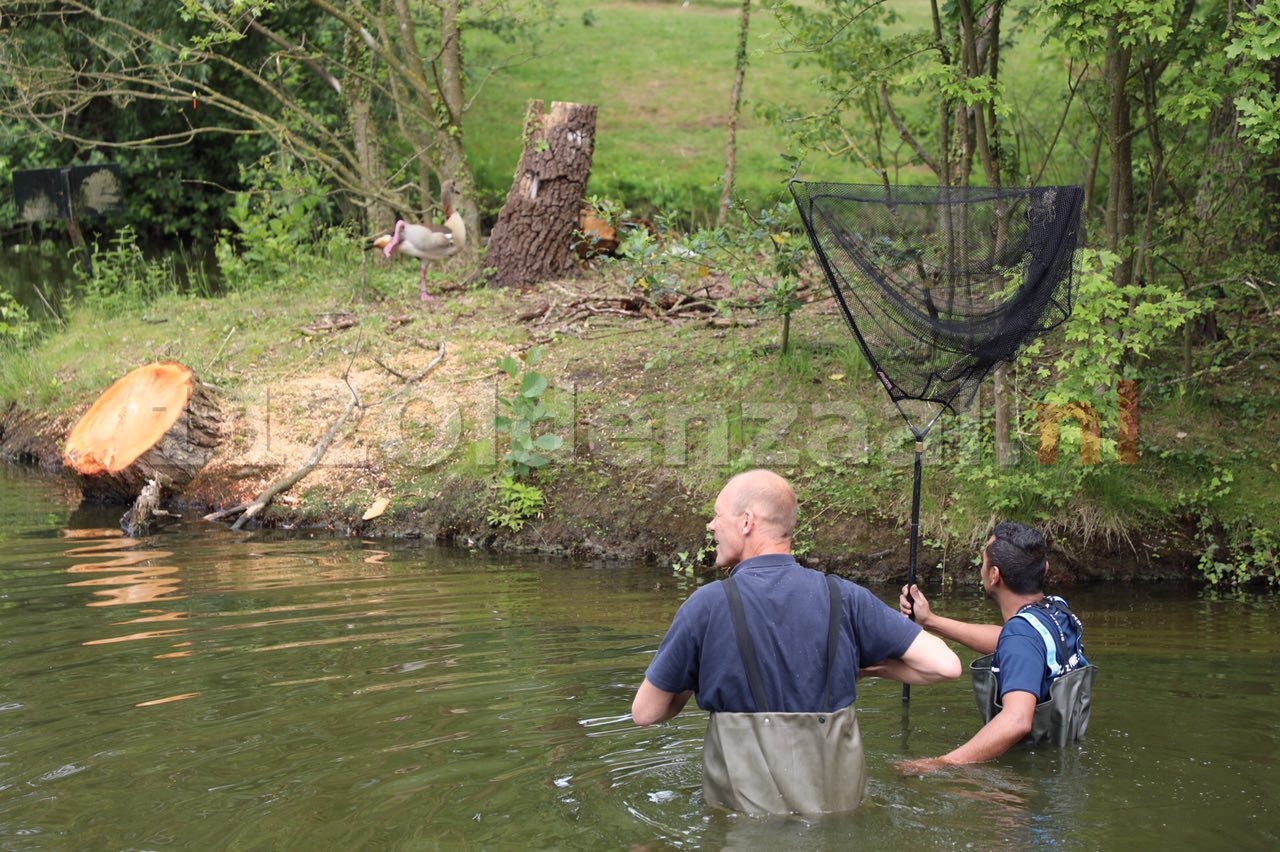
[487,477,547,532]
[490,346,564,532]
[672,532,716,576]
[76,225,181,311]
[0,292,36,348]
[494,346,563,478]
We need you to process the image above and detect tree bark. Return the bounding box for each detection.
[994,362,1014,466]
[63,362,222,504]
[487,100,598,289]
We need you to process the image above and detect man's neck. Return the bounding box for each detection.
[998,592,1045,623]
[740,542,791,562]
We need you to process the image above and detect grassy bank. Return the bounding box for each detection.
[2,220,1277,589]
[2,3,1276,588]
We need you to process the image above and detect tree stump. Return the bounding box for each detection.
[63,361,222,504]
[487,100,598,289]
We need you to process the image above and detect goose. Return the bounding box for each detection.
[373,181,466,301]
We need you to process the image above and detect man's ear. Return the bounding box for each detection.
[741,509,754,534]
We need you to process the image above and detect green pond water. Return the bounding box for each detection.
[1,467,1276,849]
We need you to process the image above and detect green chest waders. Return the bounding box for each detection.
[970,602,1098,747]
[701,574,867,815]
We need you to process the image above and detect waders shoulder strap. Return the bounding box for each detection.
[822,574,842,713]
[722,573,844,714]
[723,576,770,713]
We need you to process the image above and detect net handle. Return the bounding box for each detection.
[903,438,924,703]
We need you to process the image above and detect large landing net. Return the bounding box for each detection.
[790,182,1084,701]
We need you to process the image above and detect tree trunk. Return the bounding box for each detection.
[1104,32,1135,288]
[436,0,479,250]
[487,100,598,289]
[718,0,751,227]
[993,362,1014,466]
[63,362,222,504]
[345,31,389,232]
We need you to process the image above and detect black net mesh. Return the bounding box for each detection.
[790,182,1084,423]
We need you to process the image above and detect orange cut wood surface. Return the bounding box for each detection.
[63,362,195,475]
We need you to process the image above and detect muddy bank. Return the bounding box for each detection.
[1,402,1197,585]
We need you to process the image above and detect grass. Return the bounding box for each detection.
[464,0,870,221]
[462,0,1086,223]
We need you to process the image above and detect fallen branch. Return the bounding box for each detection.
[405,340,447,385]
[204,378,362,530]
[375,341,447,409]
[373,355,409,380]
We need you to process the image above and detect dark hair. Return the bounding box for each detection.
[987,521,1048,594]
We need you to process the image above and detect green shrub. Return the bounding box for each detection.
[76,226,181,312]
[0,292,36,348]
[216,156,332,291]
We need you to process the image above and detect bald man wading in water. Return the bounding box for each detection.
[632,469,961,815]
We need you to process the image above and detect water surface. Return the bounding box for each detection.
[1,467,1276,849]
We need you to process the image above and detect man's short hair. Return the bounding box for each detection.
[987,521,1048,594]
[728,469,797,539]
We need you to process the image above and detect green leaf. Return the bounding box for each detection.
[534,434,563,451]
[520,372,548,398]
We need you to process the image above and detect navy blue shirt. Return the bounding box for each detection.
[644,555,921,713]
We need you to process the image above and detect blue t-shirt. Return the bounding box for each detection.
[993,597,1087,702]
[644,554,921,713]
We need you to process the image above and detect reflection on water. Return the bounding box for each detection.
[65,531,183,607]
[0,466,1278,848]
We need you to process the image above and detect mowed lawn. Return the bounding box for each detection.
[463,0,867,219]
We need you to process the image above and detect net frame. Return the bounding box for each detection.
[792,182,1082,432]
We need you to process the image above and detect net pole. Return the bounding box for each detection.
[903,438,924,703]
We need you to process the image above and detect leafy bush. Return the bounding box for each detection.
[75,226,182,312]
[0,291,36,348]
[216,156,332,291]
[954,248,1207,522]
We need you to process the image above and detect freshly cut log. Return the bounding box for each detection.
[63,361,222,504]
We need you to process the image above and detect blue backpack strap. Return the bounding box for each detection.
[1014,607,1067,677]
[1015,597,1088,677]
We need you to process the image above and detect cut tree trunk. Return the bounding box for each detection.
[487,100,598,289]
[63,361,222,504]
